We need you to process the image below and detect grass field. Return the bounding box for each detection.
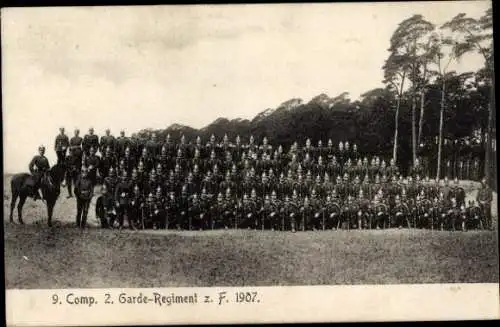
[3,174,499,289]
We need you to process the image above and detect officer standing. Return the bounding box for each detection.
[114,171,131,229]
[100,129,116,155]
[477,177,493,229]
[69,129,83,163]
[54,127,70,165]
[83,127,99,156]
[65,149,81,198]
[74,167,94,229]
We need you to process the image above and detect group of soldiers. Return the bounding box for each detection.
[27,127,493,231]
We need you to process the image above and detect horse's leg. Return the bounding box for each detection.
[17,195,27,225]
[10,191,19,223]
[47,200,55,227]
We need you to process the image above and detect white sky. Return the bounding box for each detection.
[2,1,491,173]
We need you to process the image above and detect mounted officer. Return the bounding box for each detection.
[28,145,51,201]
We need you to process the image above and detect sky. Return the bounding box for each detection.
[2,1,491,173]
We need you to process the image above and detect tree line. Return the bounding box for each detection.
[133,8,494,187]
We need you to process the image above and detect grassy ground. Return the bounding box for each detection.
[3,174,499,289]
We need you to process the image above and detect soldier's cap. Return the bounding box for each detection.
[38,145,46,151]
[89,127,94,131]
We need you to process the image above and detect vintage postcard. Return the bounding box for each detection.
[2,1,499,325]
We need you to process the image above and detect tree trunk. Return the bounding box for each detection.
[392,74,406,164]
[392,94,402,164]
[437,79,446,180]
[412,92,417,165]
[417,89,425,146]
[484,67,495,186]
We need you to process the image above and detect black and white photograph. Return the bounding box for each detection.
[2,1,499,324]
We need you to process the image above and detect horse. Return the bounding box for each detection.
[9,163,66,227]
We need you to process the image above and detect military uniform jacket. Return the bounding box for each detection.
[104,176,118,195]
[96,193,115,218]
[82,134,99,153]
[477,186,493,204]
[100,135,116,153]
[83,153,99,169]
[69,136,83,156]
[54,134,69,152]
[65,153,81,172]
[75,176,94,200]
[29,155,50,175]
[114,181,131,205]
[116,136,130,155]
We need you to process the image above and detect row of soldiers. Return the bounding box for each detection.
[92,171,491,232]
[48,127,493,230]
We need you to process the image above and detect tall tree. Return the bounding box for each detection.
[441,8,494,184]
[383,15,435,165]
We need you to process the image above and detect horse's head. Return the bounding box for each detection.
[49,163,66,186]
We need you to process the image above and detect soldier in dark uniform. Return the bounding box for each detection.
[100,129,116,155]
[65,149,81,198]
[315,140,324,158]
[212,192,225,229]
[69,129,83,163]
[268,190,282,231]
[349,175,362,198]
[28,145,51,201]
[74,167,94,229]
[143,169,160,197]
[139,147,154,173]
[176,186,189,229]
[128,185,143,229]
[477,177,493,229]
[83,147,100,186]
[164,191,177,229]
[145,132,160,159]
[142,193,157,229]
[153,186,166,229]
[288,190,301,232]
[184,172,198,195]
[116,130,130,159]
[199,188,212,230]
[239,193,253,229]
[309,189,324,230]
[83,127,99,156]
[114,171,132,229]
[54,127,70,165]
[163,134,176,158]
[95,184,115,228]
[104,167,118,197]
[99,146,117,181]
